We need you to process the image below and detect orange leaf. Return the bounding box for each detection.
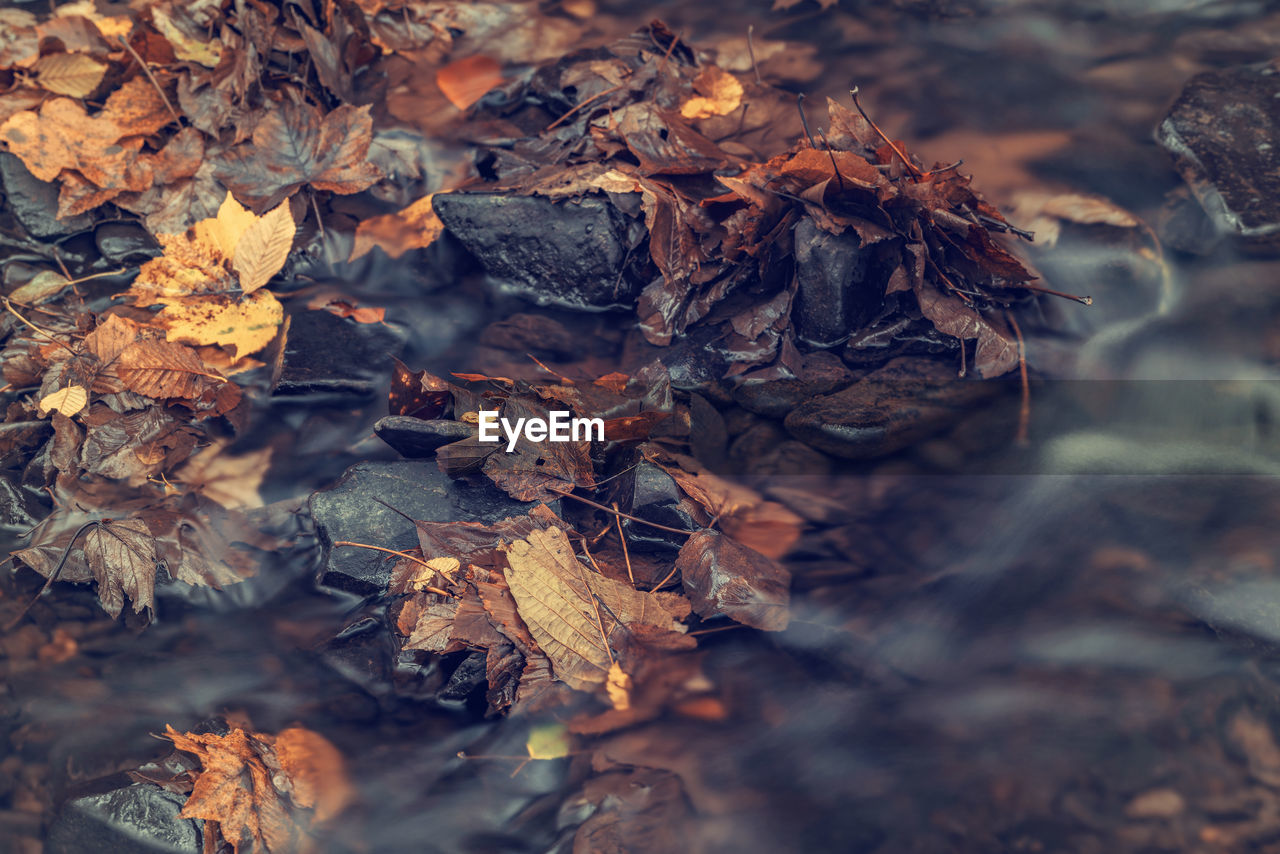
[436,55,504,111]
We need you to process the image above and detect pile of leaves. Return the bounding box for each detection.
[375,361,800,725]
[2,193,294,619]
[137,723,353,854]
[409,21,1051,379]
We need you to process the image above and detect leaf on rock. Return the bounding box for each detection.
[157,291,284,358]
[116,340,221,399]
[674,530,790,631]
[84,518,158,620]
[165,723,351,854]
[232,200,295,294]
[914,281,1019,378]
[38,385,88,417]
[33,53,106,97]
[502,527,688,693]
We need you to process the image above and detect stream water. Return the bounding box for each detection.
[4,1,1280,852]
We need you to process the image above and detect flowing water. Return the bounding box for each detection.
[4,1,1280,852]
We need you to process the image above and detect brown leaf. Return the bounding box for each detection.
[33,52,106,97]
[271,727,355,823]
[116,340,221,399]
[231,200,295,294]
[84,518,158,620]
[674,530,790,631]
[214,102,381,210]
[679,66,743,120]
[436,55,504,110]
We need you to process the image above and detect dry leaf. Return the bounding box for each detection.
[38,384,88,417]
[348,194,443,261]
[606,661,632,711]
[151,5,221,67]
[157,290,284,358]
[33,53,106,97]
[680,66,743,119]
[436,55,504,110]
[84,518,158,619]
[116,340,221,399]
[232,200,295,294]
[271,727,355,823]
[173,442,271,509]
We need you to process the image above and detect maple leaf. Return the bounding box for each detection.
[163,723,351,854]
[214,101,381,210]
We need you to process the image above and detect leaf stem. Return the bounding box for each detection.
[4,520,99,632]
[3,297,78,355]
[330,541,454,597]
[116,35,182,126]
[545,486,694,536]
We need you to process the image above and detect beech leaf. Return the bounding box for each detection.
[232,200,295,294]
[33,52,106,98]
[38,384,88,417]
[116,340,221,399]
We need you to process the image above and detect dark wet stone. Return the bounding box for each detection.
[309,460,545,595]
[732,351,855,418]
[275,308,407,396]
[792,217,882,347]
[0,153,97,239]
[618,461,699,553]
[437,650,488,703]
[46,781,202,854]
[478,313,580,357]
[784,357,1002,459]
[727,423,833,476]
[651,326,731,399]
[1158,185,1223,255]
[94,222,160,264]
[1157,60,1280,253]
[0,471,45,529]
[433,192,642,308]
[321,614,396,694]
[375,416,475,458]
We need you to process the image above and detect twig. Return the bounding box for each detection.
[817,129,844,193]
[331,540,454,597]
[795,94,816,147]
[3,297,77,356]
[746,24,762,85]
[4,521,99,632]
[1019,282,1091,305]
[651,561,681,592]
[849,86,923,180]
[546,486,693,536]
[545,84,626,132]
[1005,311,1031,446]
[612,504,634,586]
[116,35,182,126]
[310,192,332,267]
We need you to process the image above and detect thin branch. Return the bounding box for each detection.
[116,35,182,125]
[849,86,923,180]
[546,486,694,536]
[1005,311,1031,447]
[331,541,454,597]
[3,297,77,355]
[612,504,634,586]
[4,521,99,631]
[746,24,762,85]
[545,83,626,132]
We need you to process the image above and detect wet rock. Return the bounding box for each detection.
[321,614,396,694]
[0,471,45,529]
[784,357,1002,459]
[433,192,642,308]
[374,416,474,458]
[45,781,202,854]
[732,351,855,418]
[727,423,833,476]
[477,313,580,357]
[0,153,96,239]
[309,460,545,595]
[1157,60,1280,253]
[275,308,407,397]
[792,217,883,347]
[617,461,699,553]
[1158,186,1223,255]
[94,222,160,265]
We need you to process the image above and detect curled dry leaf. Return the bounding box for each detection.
[674,530,791,631]
[164,723,352,854]
[38,384,88,417]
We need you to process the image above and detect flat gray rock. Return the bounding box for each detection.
[1157,60,1280,252]
[46,782,201,854]
[309,460,549,595]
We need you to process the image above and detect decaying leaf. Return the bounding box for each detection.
[165,723,352,854]
[84,518,159,620]
[38,384,88,417]
[436,55,504,110]
[116,340,223,399]
[501,526,688,693]
[348,194,443,261]
[173,442,271,509]
[156,290,285,358]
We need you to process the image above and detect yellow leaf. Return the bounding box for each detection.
[680,67,743,120]
[8,271,70,305]
[158,291,284,358]
[33,53,106,98]
[38,385,88,417]
[232,200,295,294]
[525,723,570,760]
[606,661,632,711]
[194,192,259,261]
